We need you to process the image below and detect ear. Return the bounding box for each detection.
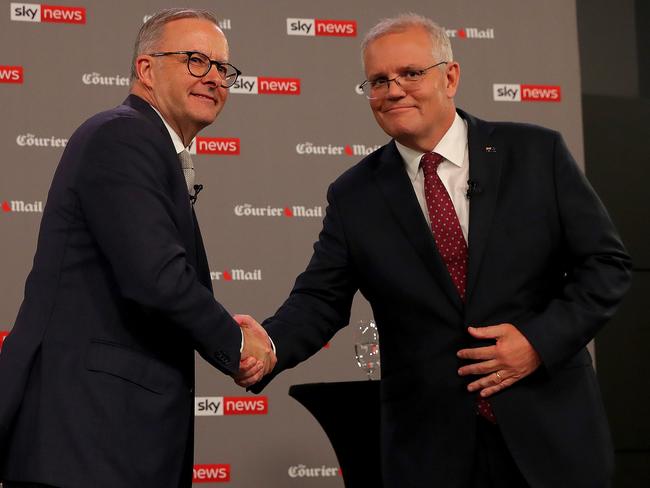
[445,62,460,98]
[134,55,154,89]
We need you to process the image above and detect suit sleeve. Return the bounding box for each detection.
[76,116,242,376]
[516,133,632,373]
[250,184,359,392]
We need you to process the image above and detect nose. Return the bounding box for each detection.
[386,78,406,98]
[201,64,220,87]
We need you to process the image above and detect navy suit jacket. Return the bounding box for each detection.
[252,110,632,488]
[0,95,242,488]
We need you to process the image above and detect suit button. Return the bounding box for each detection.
[189,387,194,394]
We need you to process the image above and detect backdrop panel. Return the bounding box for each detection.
[1,1,583,485]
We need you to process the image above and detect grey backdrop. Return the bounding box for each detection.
[0,0,582,485]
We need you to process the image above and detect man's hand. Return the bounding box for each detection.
[232,314,276,388]
[456,323,541,398]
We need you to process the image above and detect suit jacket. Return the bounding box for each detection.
[0,95,242,488]
[253,110,632,488]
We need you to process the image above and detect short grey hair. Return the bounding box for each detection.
[361,13,453,68]
[130,8,220,81]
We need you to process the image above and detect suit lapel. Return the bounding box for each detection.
[372,141,463,311]
[122,95,199,274]
[461,110,503,303]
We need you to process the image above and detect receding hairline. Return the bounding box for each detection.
[361,13,453,69]
[130,8,224,81]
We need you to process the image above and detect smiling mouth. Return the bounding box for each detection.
[382,105,416,114]
[191,93,216,103]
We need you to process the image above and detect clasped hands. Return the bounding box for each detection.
[456,323,542,398]
[233,314,276,388]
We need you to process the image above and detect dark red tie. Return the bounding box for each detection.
[421,152,496,424]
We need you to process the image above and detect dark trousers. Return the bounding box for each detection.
[472,417,530,488]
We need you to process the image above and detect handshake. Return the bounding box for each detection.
[233,314,276,388]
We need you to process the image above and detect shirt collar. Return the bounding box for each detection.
[396,112,468,182]
[149,105,194,155]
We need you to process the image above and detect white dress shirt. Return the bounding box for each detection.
[395,112,470,242]
[149,105,194,154]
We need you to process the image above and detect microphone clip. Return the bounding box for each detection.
[466,180,482,199]
[190,184,204,205]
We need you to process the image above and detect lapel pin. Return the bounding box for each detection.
[484,146,497,153]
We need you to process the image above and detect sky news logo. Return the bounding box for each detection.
[230,76,300,95]
[195,396,268,416]
[0,66,23,84]
[2,200,43,213]
[0,331,9,352]
[210,269,262,281]
[493,84,561,102]
[193,464,230,483]
[287,18,356,37]
[189,137,240,156]
[10,3,86,24]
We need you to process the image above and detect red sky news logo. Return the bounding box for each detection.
[0,332,9,352]
[193,464,230,483]
[230,76,300,95]
[493,84,561,102]
[0,66,23,84]
[189,137,240,155]
[287,18,356,37]
[195,396,268,416]
[10,3,86,24]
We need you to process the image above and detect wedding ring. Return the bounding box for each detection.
[495,371,502,383]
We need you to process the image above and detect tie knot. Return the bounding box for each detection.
[420,152,444,176]
[178,149,193,170]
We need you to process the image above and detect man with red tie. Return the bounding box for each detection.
[238,13,630,488]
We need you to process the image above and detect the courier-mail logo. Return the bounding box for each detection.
[493,84,561,102]
[287,18,356,37]
[10,3,86,24]
[195,396,268,416]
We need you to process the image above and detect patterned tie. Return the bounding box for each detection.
[420,152,496,424]
[178,149,195,195]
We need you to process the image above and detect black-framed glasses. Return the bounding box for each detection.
[149,51,241,88]
[358,61,448,99]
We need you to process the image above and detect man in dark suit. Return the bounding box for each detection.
[236,13,631,488]
[0,8,273,488]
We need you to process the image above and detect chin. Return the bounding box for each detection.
[383,125,417,141]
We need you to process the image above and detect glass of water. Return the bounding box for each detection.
[354,319,380,380]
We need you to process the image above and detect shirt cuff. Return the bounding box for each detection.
[239,329,277,355]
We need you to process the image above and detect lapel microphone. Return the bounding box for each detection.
[466,180,482,199]
[190,184,204,205]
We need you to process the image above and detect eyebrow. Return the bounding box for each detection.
[186,50,229,63]
[369,65,426,78]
